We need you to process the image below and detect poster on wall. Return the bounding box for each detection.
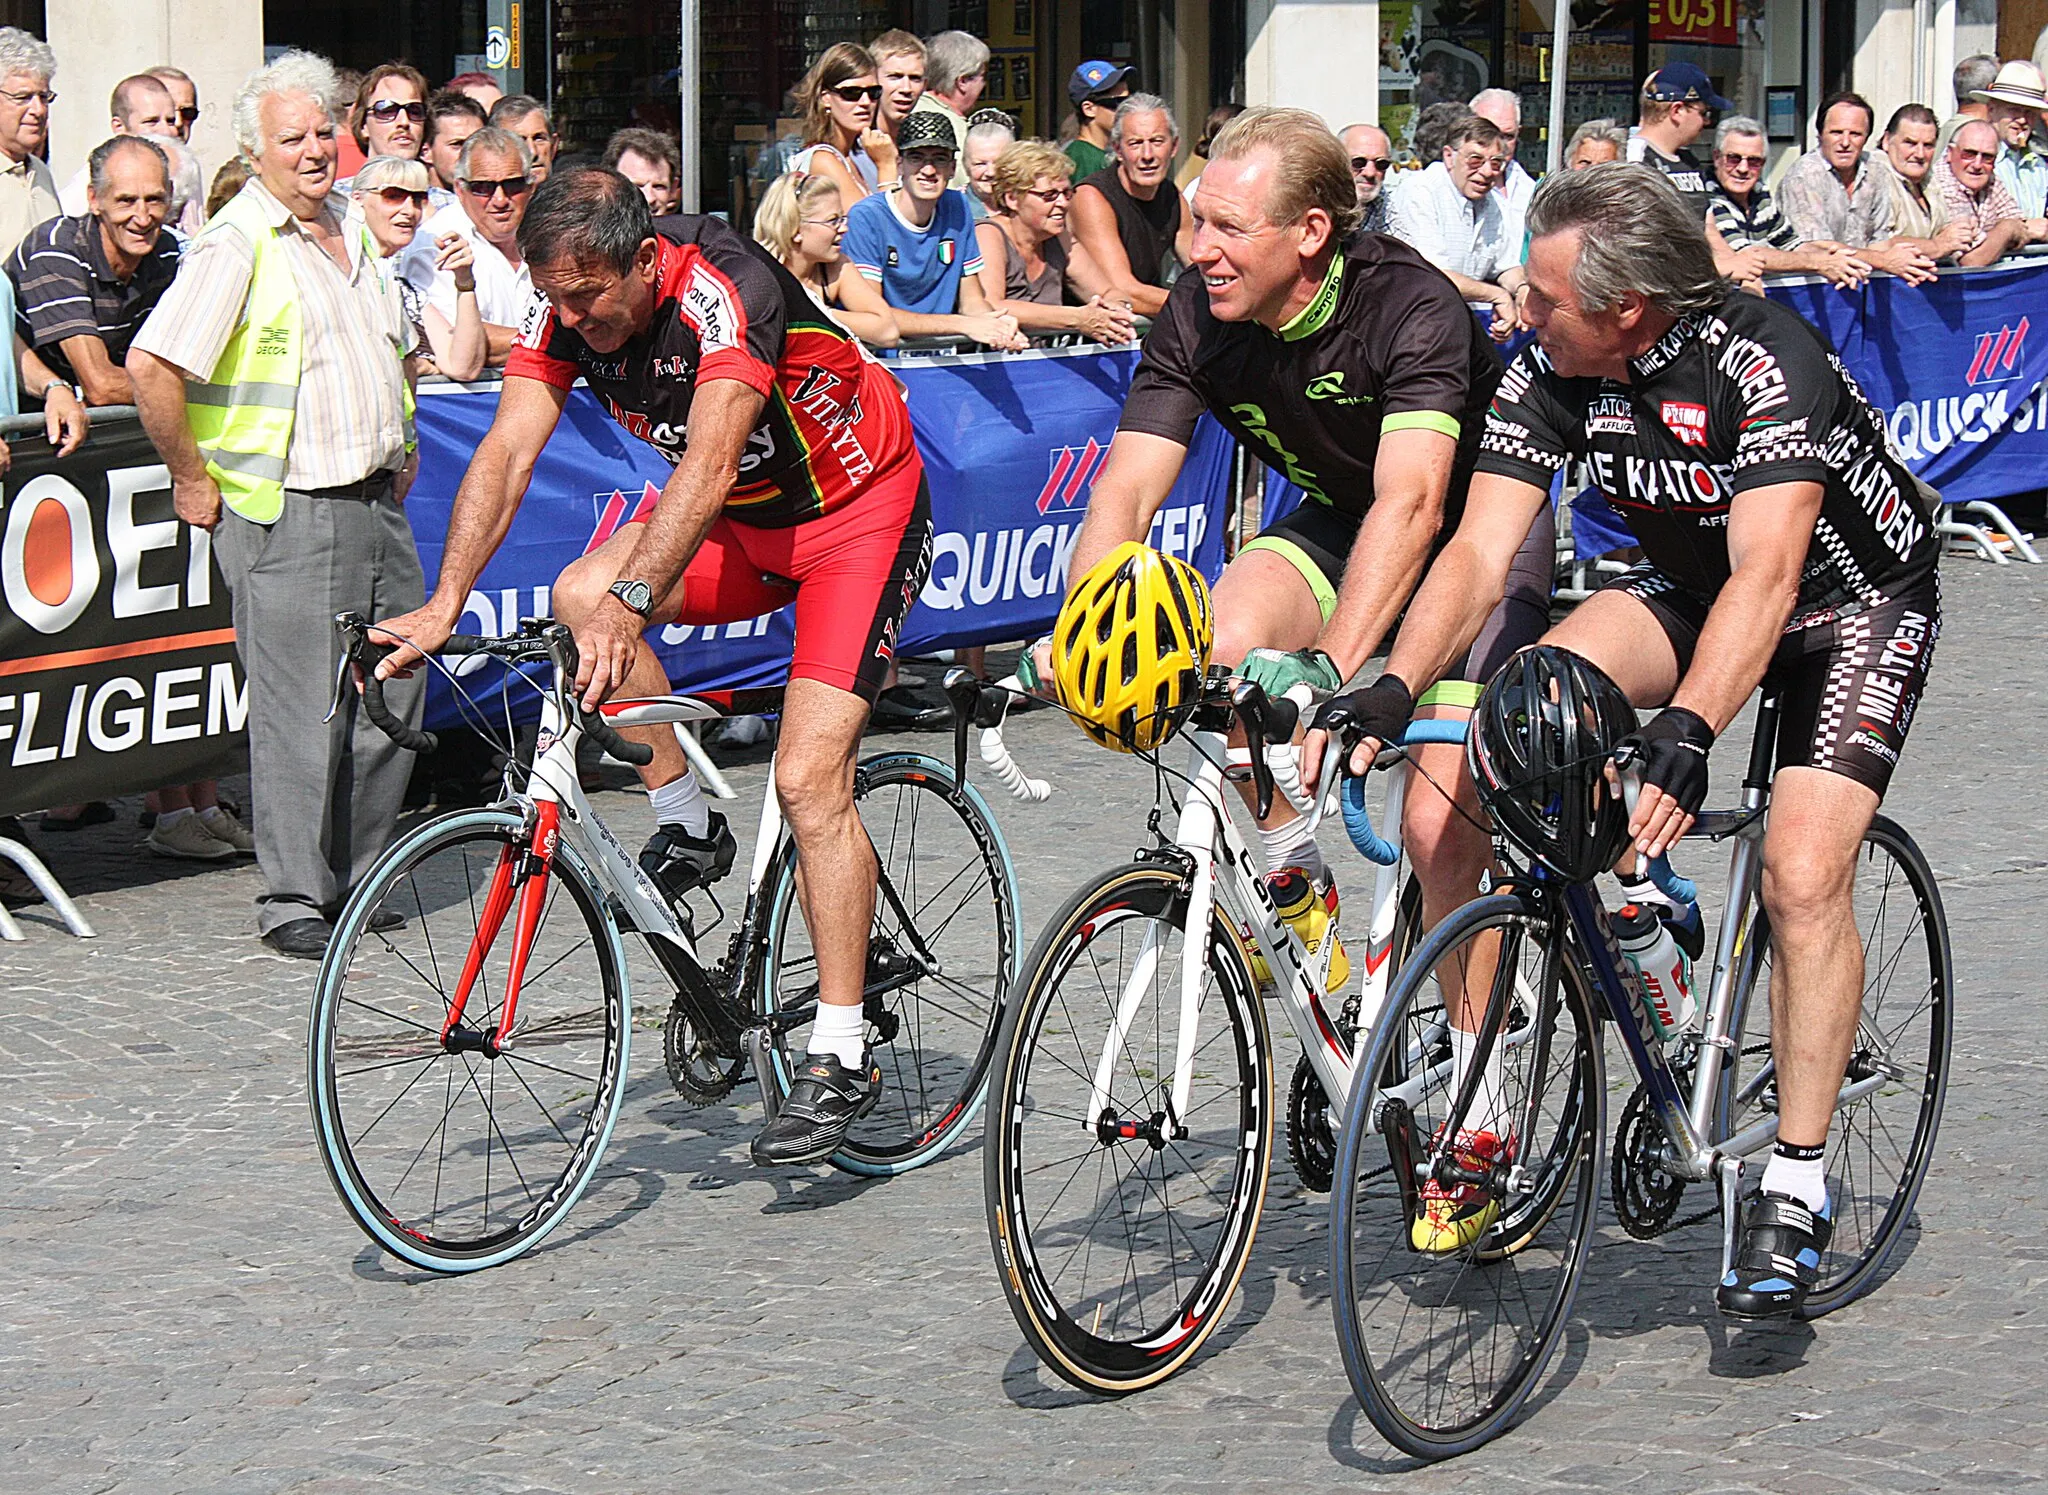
[1648,0,1740,47]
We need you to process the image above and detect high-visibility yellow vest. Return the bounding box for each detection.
[186,186,417,524]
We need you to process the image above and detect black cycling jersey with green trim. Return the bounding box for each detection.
[1476,289,1941,624]
[1117,232,1502,523]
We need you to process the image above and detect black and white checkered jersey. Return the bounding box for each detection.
[1476,290,1941,624]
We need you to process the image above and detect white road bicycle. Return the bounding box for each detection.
[307,614,1026,1273]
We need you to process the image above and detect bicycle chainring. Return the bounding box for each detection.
[1611,1080,1688,1239]
[663,992,749,1106]
[1287,1055,1338,1193]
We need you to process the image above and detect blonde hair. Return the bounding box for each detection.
[796,43,878,148]
[992,139,1071,212]
[352,153,430,195]
[1206,105,1361,238]
[753,171,841,262]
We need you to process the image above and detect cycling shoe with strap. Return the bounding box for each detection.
[1717,1189,1833,1319]
[751,1050,882,1166]
[640,812,737,903]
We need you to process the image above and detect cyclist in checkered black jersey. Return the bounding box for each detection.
[1316,162,1940,1316]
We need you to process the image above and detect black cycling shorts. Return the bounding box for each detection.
[1609,564,1941,800]
[1241,496,1555,699]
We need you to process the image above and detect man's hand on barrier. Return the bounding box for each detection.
[44,383,87,457]
[370,602,458,681]
[1862,241,1938,286]
[962,310,1028,353]
[173,474,223,531]
[1078,294,1137,345]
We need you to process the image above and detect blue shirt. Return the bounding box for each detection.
[843,189,984,316]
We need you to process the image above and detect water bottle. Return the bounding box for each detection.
[1613,902,1698,1043]
[1267,868,1349,991]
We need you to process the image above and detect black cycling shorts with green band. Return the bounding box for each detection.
[1243,495,1557,687]
[1117,231,1501,531]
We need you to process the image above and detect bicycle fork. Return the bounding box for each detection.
[442,803,561,1054]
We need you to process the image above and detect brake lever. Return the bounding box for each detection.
[1231,679,1277,821]
[943,668,981,789]
[326,611,367,725]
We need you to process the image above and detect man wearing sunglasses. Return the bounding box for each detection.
[0,27,59,260]
[148,66,200,145]
[1705,114,1870,290]
[1339,122,1392,234]
[401,127,534,367]
[351,63,429,163]
[1933,119,2048,263]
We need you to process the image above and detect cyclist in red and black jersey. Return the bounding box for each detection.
[375,169,928,1166]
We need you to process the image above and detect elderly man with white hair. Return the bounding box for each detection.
[1338,122,1393,233]
[0,27,58,258]
[128,49,425,961]
[1468,88,1534,240]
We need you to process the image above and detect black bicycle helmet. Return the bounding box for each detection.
[1468,645,1639,882]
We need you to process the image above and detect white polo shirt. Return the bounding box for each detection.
[399,199,532,327]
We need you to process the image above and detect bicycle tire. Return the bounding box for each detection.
[758,751,1020,1175]
[1717,814,1952,1317]
[308,809,632,1273]
[986,861,1272,1394]
[1331,892,1603,1459]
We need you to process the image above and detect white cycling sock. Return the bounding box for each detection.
[1449,1025,1510,1140]
[1761,1143,1830,1211]
[1258,819,1326,880]
[807,1000,867,1069]
[647,766,709,837]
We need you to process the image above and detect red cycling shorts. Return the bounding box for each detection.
[651,456,932,704]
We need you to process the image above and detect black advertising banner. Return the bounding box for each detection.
[0,418,245,817]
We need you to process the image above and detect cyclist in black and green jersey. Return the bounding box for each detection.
[1045,105,1553,978]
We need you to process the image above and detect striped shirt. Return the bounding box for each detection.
[131,179,415,491]
[1933,158,2022,253]
[1707,184,1801,251]
[0,148,59,260]
[7,214,180,382]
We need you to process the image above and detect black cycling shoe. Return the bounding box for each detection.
[1717,1190,1834,1319]
[639,813,737,903]
[750,1050,882,1166]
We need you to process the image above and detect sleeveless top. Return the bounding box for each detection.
[1002,229,1069,305]
[1080,166,1181,287]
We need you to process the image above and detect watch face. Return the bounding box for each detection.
[612,580,653,615]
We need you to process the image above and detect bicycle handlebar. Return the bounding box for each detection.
[1338,719,1469,865]
[944,669,1050,802]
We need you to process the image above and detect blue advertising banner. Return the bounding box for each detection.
[410,347,1234,727]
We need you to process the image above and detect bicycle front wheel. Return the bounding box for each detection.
[308,809,632,1273]
[760,751,1020,1174]
[985,863,1273,1394]
[1719,814,1952,1317]
[1331,893,1603,1460]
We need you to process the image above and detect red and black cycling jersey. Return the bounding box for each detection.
[1476,289,1940,624]
[507,213,918,528]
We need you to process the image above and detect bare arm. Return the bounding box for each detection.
[20,340,85,457]
[1066,429,1191,584]
[57,334,133,405]
[1958,215,2035,267]
[887,266,1026,348]
[1070,184,1169,317]
[480,322,519,366]
[571,377,767,706]
[371,374,569,670]
[1438,268,1515,341]
[973,220,1008,307]
[127,346,219,528]
[1316,426,1459,676]
[824,262,900,346]
[423,292,487,382]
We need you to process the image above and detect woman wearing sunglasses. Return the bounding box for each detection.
[972,140,1135,345]
[353,155,485,381]
[752,170,898,348]
[789,43,895,206]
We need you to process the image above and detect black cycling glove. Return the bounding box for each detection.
[1312,673,1414,768]
[1626,706,1714,816]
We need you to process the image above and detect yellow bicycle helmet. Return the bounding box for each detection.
[1051,540,1215,753]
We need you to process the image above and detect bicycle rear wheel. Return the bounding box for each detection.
[759,752,1019,1174]
[308,809,631,1273]
[1331,893,1602,1460]
[1718,814,1952,1317]
[986,862,1272,1393]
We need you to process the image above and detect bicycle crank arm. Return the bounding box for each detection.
[1377,1096,1423,1252]
[746,1025,782,1121]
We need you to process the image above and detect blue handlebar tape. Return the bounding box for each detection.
[1338,718,1470,865]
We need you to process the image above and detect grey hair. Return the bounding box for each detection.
[1953,53,1999,101]
[1563,117,1628,160]
[232,50,344,157]
[140,132,201,216]
[1470,87,1520,125]
[964,118,1015,151]
[352,152,430,195]
[0,27,55,84]
[458,125,533,178]
[87,134,169,197]
[488,93,549,129]
[1525,162,1726,316]
[1111,93,1176,147]
[1713,115,1767,153]
[924,31,990,95]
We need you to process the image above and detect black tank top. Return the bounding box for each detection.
[1081,166,1181,287]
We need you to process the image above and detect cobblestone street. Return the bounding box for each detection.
[5,562,2045,1494]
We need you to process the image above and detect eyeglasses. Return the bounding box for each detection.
[800,213,848,230]
[829,84,884,103]
[461,176,532,198]
[1024,186,1074,203]
[1956,147,1998,164]
[370,186,431,206]
[1720,153,1766,169]
[1350,155,1391,173]
[177,105,201,124]
[368,99,428,124]
[0,88,54,107]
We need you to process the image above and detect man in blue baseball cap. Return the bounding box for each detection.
[1625,62,1731,223]
[1064,60,1134,181]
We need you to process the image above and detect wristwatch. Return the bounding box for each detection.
[608,578,654,618]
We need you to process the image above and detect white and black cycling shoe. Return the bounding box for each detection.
[750,1050,882,1166]
[639,813,738,903]
[1717,1190,1833,1319]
